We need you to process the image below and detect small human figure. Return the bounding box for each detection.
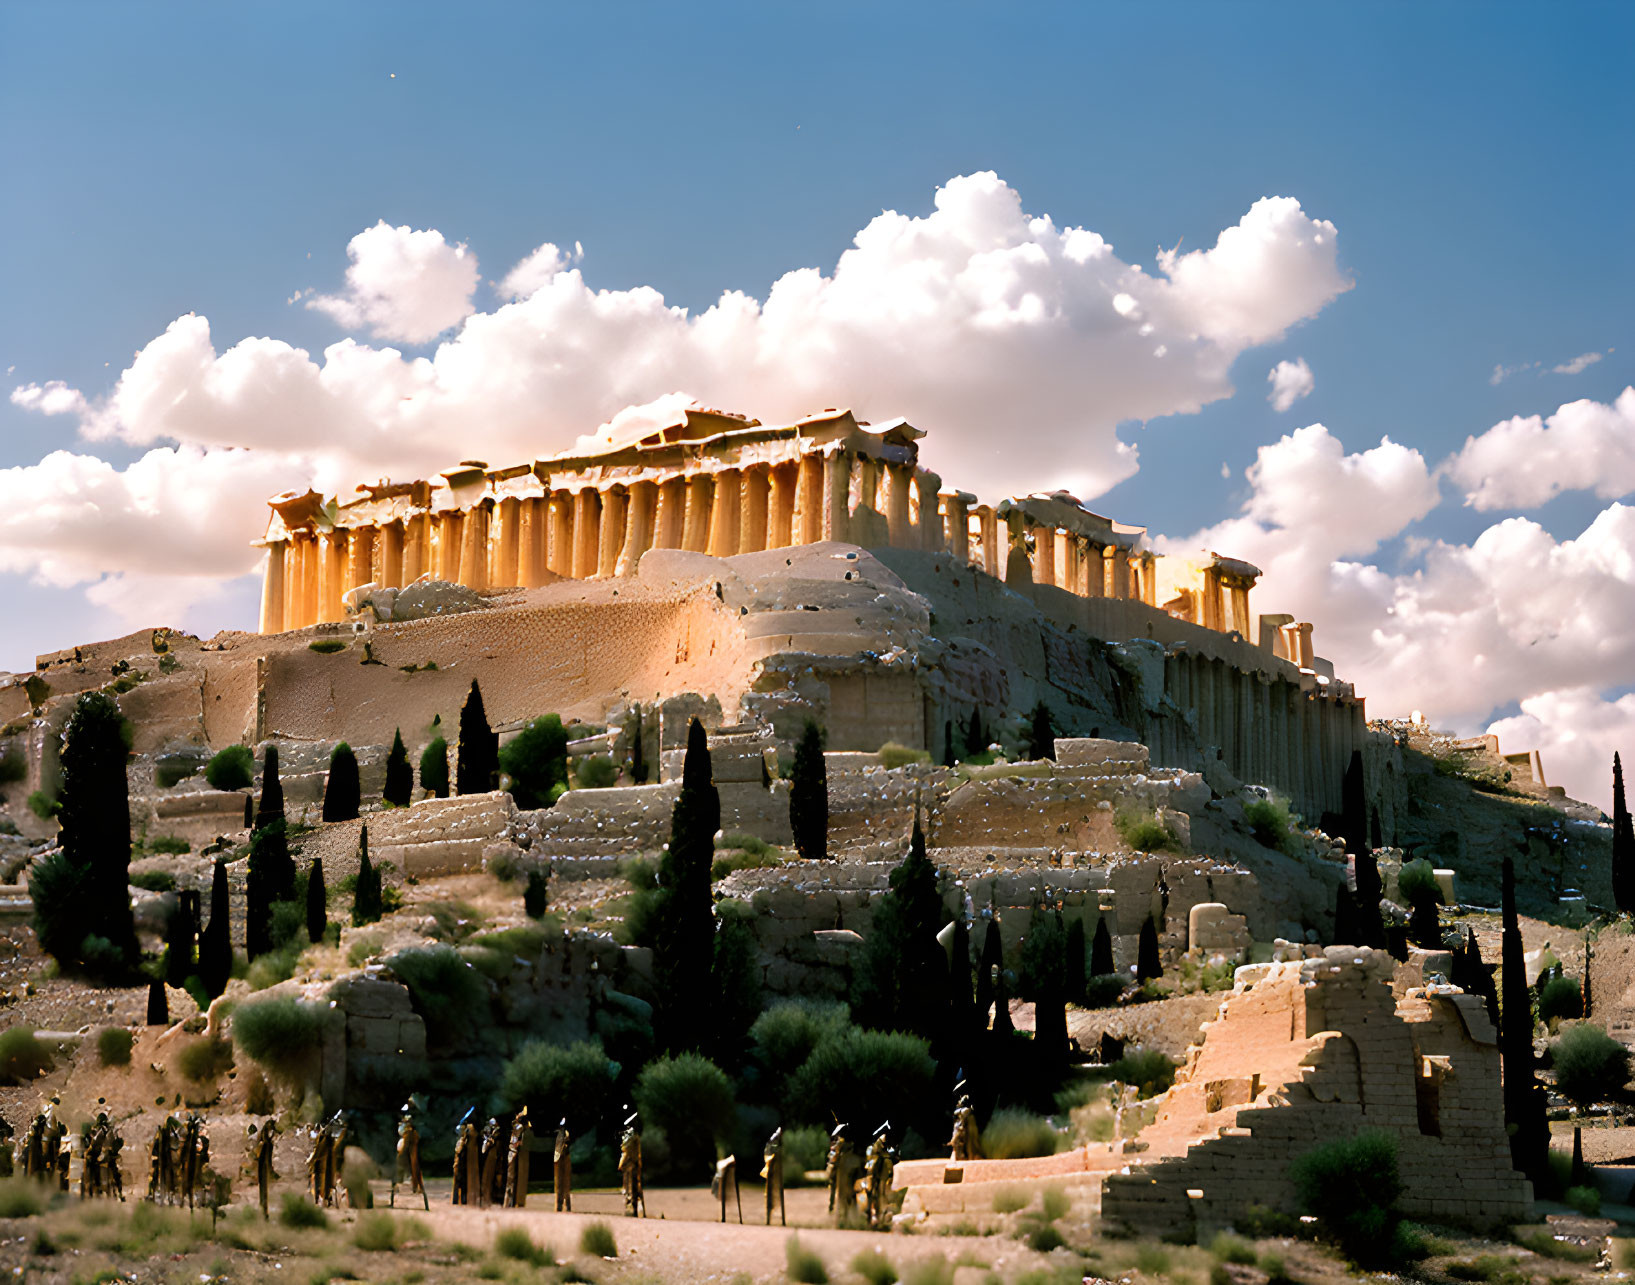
[949,1093,981,1162]
[392,1103,428,1211]
[863,1123,895,1230]
[247,1119,277,1219]
[478,1117,503,1209]
[22,1110,45,1179]
[451,1108,479,1206]
[502,1108,531,1209]
[0,1113,13,1178]
[762,1127,785,1227]
[180,1115,203,1210]
[306,1121,332,1205]
[617,1112,644,1218]
[157,1113,179,1204]
[104,1130,125,1202]
[193,1126,212,1209]
[80,1125,100,1200]
[825,1122,861,1225]
[55,1131,71,1194]
[552,1119,572,1212]
[712,1154,742,1223]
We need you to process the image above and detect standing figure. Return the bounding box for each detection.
[104,1129,125,1202]
[451,1108,479,1206]
[158,1114,180,1204]
[0,1114,13,1178]
[712,1154,742,1223]
[863,1124,895,1230]
[193,1125,212,1210]
[477,1118,503,1209]
[179,1115,202,1210]
[762,1127,785,1227]
[393,1103,428,1211]
[552,1119,572,1212]
[248,1120,278,1219]
[503,1108,531,1208]
[949,1094,981,1162]
[80,1126,100,1200]
[617,1112,644,1218]
[306,1122,332,1205]
[40,1099,66,1184]
[324,1112,348,1207]
[825,1123,861,1226]
[22,1111,45,1178]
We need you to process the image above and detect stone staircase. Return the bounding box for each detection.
[370,791,516,877]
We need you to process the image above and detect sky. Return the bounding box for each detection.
[2,2,1633,807]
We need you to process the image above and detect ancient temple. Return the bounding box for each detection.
[255,406,1292,653]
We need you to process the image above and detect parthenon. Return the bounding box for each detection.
[256,405,1313,662]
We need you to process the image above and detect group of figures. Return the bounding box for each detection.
[450,1106,554,1210]
[14,1097,71,1191]
[302,1110,353,1207]
[146,1110,214,1209]
[16,1099,131,1203]
[707,1125,786,1226]
[825,1121,897,1230]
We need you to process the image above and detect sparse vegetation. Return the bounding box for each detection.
[574,752,618,789]
[1551,1022,1630,1106]
[785,1235,827,1283]
[308,638,349,654]
[234,993,330,1081]
[1114,807,1177,853]
[175,1034,233,1082]
[495,1227,554,1267]
[879,741,930,769]
[96,1026,133,1067]
[1243,795,1294,853]
[278,1192,329,1228]
[981,1107,1061,1159]
[1291,1129,1407,1267]
[580,1221,617,1258]
[851,1247,898,1285]
[205,744,254,791]
[1109,1048,1177,1098]
[0,1027,53,1084]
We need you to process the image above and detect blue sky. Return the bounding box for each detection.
[2,2,1633,802]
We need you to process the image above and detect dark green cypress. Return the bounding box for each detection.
[55,691,138,966]
[1020,905,1068,1065]
[974,917,1001,1027]
[198,859,232,1000]
[1065,915,1087,1005]
[1027,701,1055,762]
[420,736,449,799]
[1584,931,1594,1019]
[254,745,286,832]
[1136,915,1162,982]
[1090,915,1115,977]
[851,813,947,1040]
[456,680,499,796]
[1354,846,1386,948]
[1333,881,1360,945]
[352,825,382,926]
[523,866,548,919]
[322,743,360,822]
[1409,883,1441,949]
[942,720,957,768]
[1501,856,1549,1185]
[652,719,719,1050]
[789,720,829,862]
[629,706,649,785]
[146,978,169,1026]
[305,858,327,944]
[245,746,296,959]
[164,893,196,988]
[709,912,764,1062]
[382,730,413,808]
[1341,749,1368,861]
[949,911,976,1034]
[1614,754,1635,914]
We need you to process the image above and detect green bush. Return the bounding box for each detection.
[785,1235,828,1284]
[786,1027,936,1134]
[1565,1185,1602,1216]
[0,1028,53,1084]
[1242,797,1294,854]
[852,1247,898,1285]
[981,1107,1060,1159]
[353,1211,397,1252]
[234,994,330,1081]
[1538,975,1584,1025]
[385,944,489,1043]
[1083,974,1128,1008]
[148,834,190,855]
[1290,1129,1403,1267]
[782,1124,831,1178]
[991,1186,1028,1214]
[278,1192,329,1228]
[154,757,198,789]
[750,1000,851,1099]
[498,1039,615,1122]
[1210,1233,1257,1266]
[1397,858,1441,906]
[499,715,570,809]
[879,742,931,769]
[495,1227,553,1266]
[580,1221,617,1258]
[574,753,618,789]
[129,869,176,892]
[175,1035,233,1083]
[1113,808,1175,853]
[205,745,254,791]
[0,1177,45,1218]
[636,1053,737,1180]
[97,1026,134,1067]
[27,789,58,820]
[419,736,449,799]
[1108,1048,1176,1099]
[1551,1023,1630,1105]
[308,639,348,655]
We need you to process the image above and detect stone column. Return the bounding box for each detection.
[913,471,942,551]
[318,530,348,623]
[654,478,686,549]
[259,541,287,634]
[284,533,307,629]
[1033,525,1056,588]
[824,453,852,545]
[346,525,375,593]
[598,486,628,577]
[1201,567,1224,632]
[573,488,602,578]
[380,520,404,589]
[739,467,770,553]
[1229,584,1252,637]
[768,463,798,548]
[1108,547,1131,600]
[518,498,545,587]
[796,454,825,544]
[681,474,714,553]
[707,470,741,558]
[549,492,574,574]
[402,514,427,585]
[853,457,881,547]
[977,506,999,577]
[298,531,320,628]
[1294,622,1315,669]
[460,502,491,590]
[617,481,657,576]
[884,464,912,547]
[942,493,970,563]
[495,497,522,588]
[436,512,464,582]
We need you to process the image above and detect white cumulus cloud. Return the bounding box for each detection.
[1488,689,1635,815]
[307,220,480,344]
[1266,357,1314,412]
[1443,386,1635,511]
[10,381,88,417]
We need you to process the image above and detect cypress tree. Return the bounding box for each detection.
[974,916,1002,1027]
[789,720,829,862]
[456,680,499,796]
[198,859,232,1001]
[245,746,296,959]
[146,978,169,1027]
[949,911,976,1035]
[1353,847,1386,949]
[1065,915,1087,1005]
[629,706,649,785]
[1027,701,1055,762]
[164,893,196,988]
[709,912,764,1062]
[382,730,413,808]
[1090,915,1115,977]
[55,691,138,966]
[254,745,286,832]
[852,813,948,1042]
[305,858,327,944]
[1136,915,1162,983]
[1020,905,1068,1066]
[652,719,720,1050]
[322,743,360,822]
[1341,749,1368,861]
[352,825,382,926]
[1500,856,1550,1185]
[1408,882,1441,949]
[1333,882,1361,945]
[991,958,1015,1037]
[523,866,548,919]
[420,736,449,799]
[1614,754,1635,914]
[942,720,957,768]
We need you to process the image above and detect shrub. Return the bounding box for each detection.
[0,1028,53,1084]
[500,714,569,809]
[992,1186,1029,1214]
[308,639,348,654]
[783,1124,831,1178]
[1565,1185,1602,1216]
[1114,808,1174,853]
[1290,1129,1402,1267]
[1538,975,1584,1025]
[385,945,488,1043]
[382,729,413,808]
[1211,1233,1257,1266]
[1552,1023,1630,1105]
[1108,1048,1177,1099]
[322,743,361,822]
[852,1247,898,1285]
[148,835,190,855]
[419,736,449,799]
[1084,973,1128,1008]
[750,1000,852,1101]
[130,869,176,892]
[1398,858,1442,906]
[97,1026,134,1067]
[879,742,930,769]
[495,1227,553,1266]
[234,994,330,1082]
[0,1176,46,1218]
[353,1212,397,1252]
[175,1035,233,1083]
[981,1108,1060,1159]
[635,1053,736,1180]
[786,1027,936,1136]
[575,754,618,789]
[155,757,198,789]
[0,744,25,784]
[27,789,58,820]
[498,1039,615,1123]
[580,1221,617,1258]
[1242,797,1294,853]
[278,1192,329,1228]
[785,1235,827,1284]
[1026,1225,1065,1252]
[205,745,254,791]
